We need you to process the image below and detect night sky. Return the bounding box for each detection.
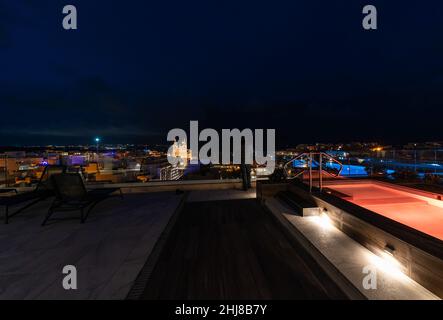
[1,1,443,147]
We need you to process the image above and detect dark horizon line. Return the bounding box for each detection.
[1,139,442,152]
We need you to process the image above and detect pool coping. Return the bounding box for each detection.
[284,180,443,298]
[264,197,439,300]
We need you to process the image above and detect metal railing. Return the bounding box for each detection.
[284,152,344,192]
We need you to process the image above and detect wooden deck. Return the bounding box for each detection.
[138,199,347,299]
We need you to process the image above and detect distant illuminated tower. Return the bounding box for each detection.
[170,139,189,167]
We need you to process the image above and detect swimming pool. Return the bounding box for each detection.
[325,162,368,176]
[292,160,368,176]
[287,179,443,297]
[325,182,443,240]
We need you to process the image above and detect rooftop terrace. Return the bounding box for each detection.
[0,180,441,300]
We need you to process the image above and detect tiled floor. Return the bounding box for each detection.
[0,192,183,299]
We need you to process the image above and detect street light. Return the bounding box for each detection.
[95,137,100,155]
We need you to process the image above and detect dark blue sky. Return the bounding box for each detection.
[1,1,443,146]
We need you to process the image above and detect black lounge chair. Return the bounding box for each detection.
[42,173,123,225]
[1,166,65,224]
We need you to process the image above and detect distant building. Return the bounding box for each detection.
[404,142,442,150]
[325,150,349,160]
[169,140,190,167]
[142,158,182,181]
[158,163,182,181]
[61,155,86,166]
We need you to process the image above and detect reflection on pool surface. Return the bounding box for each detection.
[292,160,368,176]
[325,162,367,176]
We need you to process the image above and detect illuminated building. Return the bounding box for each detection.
[169,139,190,168]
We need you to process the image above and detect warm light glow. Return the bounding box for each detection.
[312,212,334,230]
[367,251,406,280]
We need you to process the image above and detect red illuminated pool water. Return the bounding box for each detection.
[325,183,443,241]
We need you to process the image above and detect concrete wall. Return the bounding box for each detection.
[257,180,443,298]
[292,183,443,298]
[91,179,257,194]
[256,181,289,200]
[313,194,443,298]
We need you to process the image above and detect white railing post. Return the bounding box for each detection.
[319,152,323,192]
[309,152,313,193]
